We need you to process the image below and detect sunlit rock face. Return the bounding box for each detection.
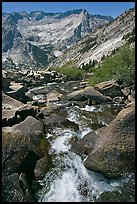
[51,8,135,68]
[2,9,112,68]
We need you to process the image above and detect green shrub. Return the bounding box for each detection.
[52,62,85,80]
[88,43,135,86]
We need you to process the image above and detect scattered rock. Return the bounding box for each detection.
[2,92,39,126]
[42,113,79,131]
[47,91,63,103]
[94,80,124,98]
[2,109,19,127]
[112,96,125,104]
[2,91,24,110]
[2,91,25,126]
[121,87,131,97]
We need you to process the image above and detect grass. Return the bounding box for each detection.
[51,61,85,80]
[88,43,135,86]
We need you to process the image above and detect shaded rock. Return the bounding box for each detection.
[23,78,32,87]
[40,102,72,118]
[2,116,50,176]
[96,189,134,202]
[15,105,38,121]
[68,135,78,145]
[34,155,54,180]
[73,101,86,107]
[5,82,29,103]
[12,116,50,157]
[2,91,24,110]
[12,115,44,136]
[22,70,30,76]
[94,80,124,98]
[71,130,100,156]
[42,113,79,130]
[2,91,25,126]
[2,129,30,176]
[96,176,135,202]
[2,109,19,127]
[84,105,135,178]
[18,173,35,201]
[2,91,39,126]
[2,173,30,202]
[2,77,11,91]
[67,86,109,104]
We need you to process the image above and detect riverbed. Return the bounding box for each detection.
[26,81,135,202]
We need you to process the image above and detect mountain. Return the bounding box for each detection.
[49,7,135,68]
[2,9,113,69]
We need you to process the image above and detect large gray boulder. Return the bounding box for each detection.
[2,116,50,176]
[84,104,135,178]
[42,113,79,131]
[67,86,111,104]
[2,173,33,202]
[34,155,54,180]
[71,130,101,156]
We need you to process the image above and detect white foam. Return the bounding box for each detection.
[37,153,124,202]
[50,128,78,154]
[81,105,96,112]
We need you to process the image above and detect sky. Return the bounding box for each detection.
[2,2,135,18]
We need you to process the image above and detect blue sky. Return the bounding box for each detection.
[2,2,135,18]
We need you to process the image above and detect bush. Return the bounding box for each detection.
[88,43,135,86]
[52,62,85,80]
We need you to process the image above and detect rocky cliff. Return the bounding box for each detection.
[2,9,113,69]
[50,7,135,68]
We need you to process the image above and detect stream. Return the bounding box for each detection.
[27,81,135,202]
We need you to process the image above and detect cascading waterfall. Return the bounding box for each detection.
[36,105,130,202]
[37,151,128,202]
[26,82,134,202]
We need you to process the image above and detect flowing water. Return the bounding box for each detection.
[27,81,135,202]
